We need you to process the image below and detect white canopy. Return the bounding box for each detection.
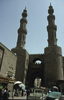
[14,81,22,85]
[53,86,58,89]
[19,83,25,87]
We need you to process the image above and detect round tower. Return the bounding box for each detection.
[44,4,63,87]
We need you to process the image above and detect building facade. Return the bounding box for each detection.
[0,4,64,88]
[0,42,17,95]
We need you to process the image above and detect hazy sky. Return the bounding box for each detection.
[0,0,64,56]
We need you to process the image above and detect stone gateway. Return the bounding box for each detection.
[0,4,64,88]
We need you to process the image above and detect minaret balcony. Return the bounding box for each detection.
[47,15,55,21]
[47,25,57,32]
[18,28,27,34]
[20,18,27,23]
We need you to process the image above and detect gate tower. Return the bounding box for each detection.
[11,8,29,84]
[44,4,63,86]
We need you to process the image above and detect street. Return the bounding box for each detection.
[9,94,64,100]
[9,95,27,99]
[8,91,64,100]
[9,93,33,99]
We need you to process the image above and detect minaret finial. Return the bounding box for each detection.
[22,7,27,18]
[25,6,26,10]
[48,4,54,15]
[50,3,51,6]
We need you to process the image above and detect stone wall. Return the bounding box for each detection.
[0,42,17,77]
[63,57,64,79]
[15,49,29,84]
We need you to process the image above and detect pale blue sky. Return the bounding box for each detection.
[0,0,64,56]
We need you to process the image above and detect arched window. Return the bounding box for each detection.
[35,60,42,64]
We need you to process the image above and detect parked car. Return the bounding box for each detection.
[45,91,61,100]
[28,88,46,100]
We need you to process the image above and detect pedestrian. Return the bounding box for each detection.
[26,88,30,100]
[8,90,10,97]
[24,90,26,96]
[12,89,14,99]
[0,89,2,100]
[1,88,4,99]
[3,88,9,100]
[16,89,18,96]
[22,89,23,96]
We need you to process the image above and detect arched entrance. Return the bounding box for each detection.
[26,54,44,88]
[28,70,44,87]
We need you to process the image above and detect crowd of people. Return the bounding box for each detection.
[0,88,10,100]
[12,88,30,98]
[0,87,29,100]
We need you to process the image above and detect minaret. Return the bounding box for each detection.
[17,7,27,49]
[47,4,57,46]
[44,4,63,87]
[11,8,29,84]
